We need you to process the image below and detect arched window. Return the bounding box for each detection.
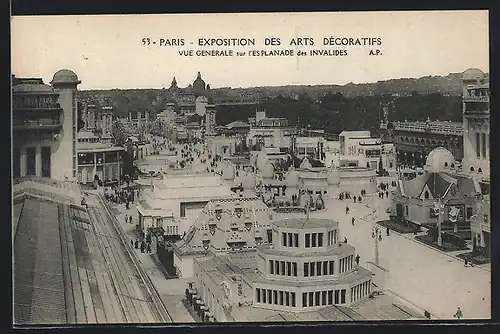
[478,168,482,173]
[424,191,430,200]
[451,163,455,168]
[470,167,475,172]
[444,162,448,167]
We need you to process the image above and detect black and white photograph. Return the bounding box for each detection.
[11,10,490,324]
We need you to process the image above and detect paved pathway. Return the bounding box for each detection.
[113,201,195,323]
[309,188,491,320]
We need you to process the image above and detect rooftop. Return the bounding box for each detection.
[273,218,337,230]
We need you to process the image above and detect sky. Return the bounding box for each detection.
[11,11,489,90]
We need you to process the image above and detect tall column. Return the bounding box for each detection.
[93,152,97,181]
[35,146,42,177]
[20,147,27,177]
[103,152,106,181]
[117,151,121,187]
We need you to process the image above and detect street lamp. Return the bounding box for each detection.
[433,198,446,247]
[372,226,382,266]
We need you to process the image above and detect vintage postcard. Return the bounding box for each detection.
[11,10,490,325]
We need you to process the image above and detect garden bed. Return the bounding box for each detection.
[415,234,469,252]
[456,252,491,265]
[377,219,422,234]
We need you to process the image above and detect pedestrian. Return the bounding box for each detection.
[344,237,348,244]
[358,196,362,203]
[454,307,463,320]
[464,258,468,267]
[354,196,357,203]
[346,206,350,214]
[386,190,389,198]
[135,239,139,249]
[147,243,152,253]
[131,239,134,247]
[386,227,390,236]
[352,217,355,225]
[129,215,132,224]
[355,254,360,265]
[378,234,382,242]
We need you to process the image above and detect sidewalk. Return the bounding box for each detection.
[112,202,195,323]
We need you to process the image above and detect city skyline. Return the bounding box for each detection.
[12,11,488,90]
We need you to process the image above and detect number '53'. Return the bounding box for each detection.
[142,38,151,45]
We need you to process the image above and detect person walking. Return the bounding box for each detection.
[355,254,360,265]
[386,227,390,236]
[344,237,348,244]
[464,258,469,267]
[352,217,355,225]
[346,206,350,214]
[454,307,463,320]
[129,215,132,224]
[125,214,128,224]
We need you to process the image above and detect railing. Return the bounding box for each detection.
[463,96,489,102]
[480,221,490,233]
[96,193,173,323]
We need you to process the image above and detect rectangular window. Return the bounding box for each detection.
[285,291,290,306]
[304,263,309,277]
[476,132,481,158]
[341,289,346,304]
[26,147,36,176]
[275,261,279,275]
[262,289,267,303]
[294,233,299,247]
[310,262,315,276]
[279,291,284,306]
[282,232,287,246]
[467,207,473,219]
[305,233,310,248]
[321,291,327,306]
[256,288,261,303]
[270,260,274,274]
[288,233,293,247]
[302,293,307,307]
[328,290,333,305]
[286,262,291,276]
[292,262,298,277]
[291,292,296,307]
[327,231,331,245]
[315,291,320,306]
[41,147,51,177]
[335,290,339,304]
[281,261,286,275]
[334,230,337,244]
[13,148,20,178]
[273,290,278,305]
[311,233,317,247]
[268,290,272,304]
[316,261,322,276]
[323,261,328,275]
[309,292,314,307]
[318,233,323,247]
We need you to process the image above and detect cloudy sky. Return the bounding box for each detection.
[11,11,489,90]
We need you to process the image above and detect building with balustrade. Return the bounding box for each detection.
[185,217,383,322]
[247,109,297,150]
[460,68,490,253]
[12,70,81,181]
[391,119,463,168]
[76,130,124,185]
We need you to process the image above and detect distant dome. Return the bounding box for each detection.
[51,69,81,85]
[327,165,340,185]
[242,171,256,190]
[222,163,235,180]
[300,157,312,169]
[285,169,299,187]
[462,68,485,82]
[425,147,455,173]
[262,163,275,179]
[193,71,206,93]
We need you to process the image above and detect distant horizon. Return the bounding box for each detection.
[66,68,486,91]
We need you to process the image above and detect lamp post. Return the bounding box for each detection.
[434,198,445,247]
[372,226,381,266]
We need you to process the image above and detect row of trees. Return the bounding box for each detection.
[216,92,462,136]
